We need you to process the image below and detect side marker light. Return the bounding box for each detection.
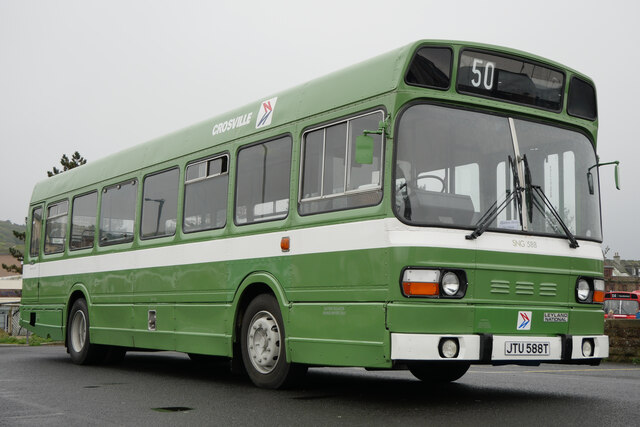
[281,236,290,252]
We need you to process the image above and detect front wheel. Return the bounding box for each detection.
[240,294,306,389]
[408,362,470,383]
[67,298,107,365]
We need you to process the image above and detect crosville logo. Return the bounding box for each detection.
[517,311,532,330]
[212,112,252,136]
[256,97,277,129]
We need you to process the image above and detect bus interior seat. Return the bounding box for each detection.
[410,189,475,226]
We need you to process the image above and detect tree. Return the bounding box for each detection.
[47,151,87,177]
[1,230,24,274]
[2,151,88,274]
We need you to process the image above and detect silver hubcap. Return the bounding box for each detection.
[70,310,86,353]
[247,310,281,374]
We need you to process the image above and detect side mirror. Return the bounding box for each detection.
[587,160,620,195]
[355,134,374,164]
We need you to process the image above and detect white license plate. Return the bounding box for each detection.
[504,341,550,356]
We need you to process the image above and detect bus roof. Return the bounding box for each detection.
[30,40,596,204]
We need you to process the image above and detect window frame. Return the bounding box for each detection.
[43,199,69,255]
[98,178,138,247]
[29,205,43,259]
[182,153,230,234]
[298,109,385,215]
[233,134,293,226]
[140,166,180,240]
[69,190,98,251]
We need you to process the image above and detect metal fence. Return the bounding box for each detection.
[0,304,26,336]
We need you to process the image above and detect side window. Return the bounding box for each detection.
[235,136,291,225]
[44,200,69,254]
[567,76,597,121]
[405,46,452,89]
[29,206,43,258]
[141,168,179,239]
[183,155,229,233]
[70,192,97,250]
[99,180,137,245]
[300,111,384,215]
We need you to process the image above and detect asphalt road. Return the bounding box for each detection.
[1,345,638,426]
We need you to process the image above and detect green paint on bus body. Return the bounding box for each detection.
[21,246,603,365]
[20,40,605,371]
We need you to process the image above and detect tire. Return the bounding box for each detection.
[67,298,107,365]
[240,294,306,389]
[408,362,470,383]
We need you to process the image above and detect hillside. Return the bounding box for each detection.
[0,220,26,255]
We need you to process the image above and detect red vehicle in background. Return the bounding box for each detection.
[604,291,640,319]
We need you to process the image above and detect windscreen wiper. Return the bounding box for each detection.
[466,155,522,241]
[521,155,579,249]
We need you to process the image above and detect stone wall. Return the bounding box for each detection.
[605,276,640,292]
[605,319,640,363]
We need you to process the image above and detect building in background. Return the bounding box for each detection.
[0,275,22,334]
[604,253,640,292]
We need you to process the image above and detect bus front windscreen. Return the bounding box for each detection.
[604,300,640,316]
[394,104,602,241]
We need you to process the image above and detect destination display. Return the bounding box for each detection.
[457,50,564,111]
[607,292,637,299]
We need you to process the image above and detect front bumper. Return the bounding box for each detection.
[391,333,608,363]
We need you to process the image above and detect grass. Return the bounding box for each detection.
[0,330,58,346]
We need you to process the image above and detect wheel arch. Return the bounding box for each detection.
[65,283,91,347]
[231,271,290,353]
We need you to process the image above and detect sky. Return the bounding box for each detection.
[1,0,638,258]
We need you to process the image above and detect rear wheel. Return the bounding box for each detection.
[240,294,306,389]
[408,362,470,383]
[67,298,108,365]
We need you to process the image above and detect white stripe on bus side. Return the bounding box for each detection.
[23,218,603,279]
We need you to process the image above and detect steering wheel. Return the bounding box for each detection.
[418,174,447,193]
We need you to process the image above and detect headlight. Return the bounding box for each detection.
[442,272,460,296]
[576,279,591,302]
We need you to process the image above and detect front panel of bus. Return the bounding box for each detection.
[386,43,607,365]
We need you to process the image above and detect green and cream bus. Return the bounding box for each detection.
[21,40,615,388]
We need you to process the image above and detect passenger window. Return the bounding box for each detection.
[300,111,383,215]
[142,168,179,238]
[183,155,229,232]
[70,192,97,250]
[99,180,137,245]
[44,200,69,254]
[29,206,43,258]
[235,136,291,224]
